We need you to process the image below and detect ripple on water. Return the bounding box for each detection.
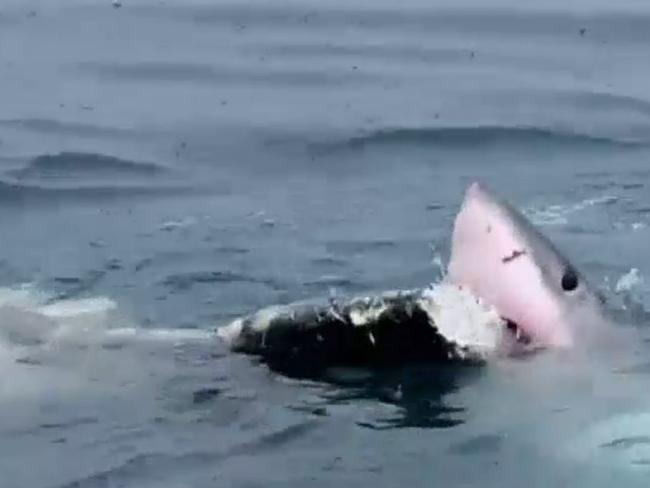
[75,61,372,87]
[0,118,147,141]
[161,271,282,292]
[311,126,645,155]
[8,152,166,180]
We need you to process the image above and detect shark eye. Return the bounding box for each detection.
[561,267,579,292]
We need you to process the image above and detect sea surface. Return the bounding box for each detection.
[3,0,650,486]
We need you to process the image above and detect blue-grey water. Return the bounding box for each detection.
[3,1,650,486]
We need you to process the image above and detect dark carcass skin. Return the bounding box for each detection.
[218,288,500,374]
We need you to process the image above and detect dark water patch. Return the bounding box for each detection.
[449,433,505,455]
[310,365,481,430]
[0,178,198,206]
[583,182,617,191]
[39,416,99,431]
[357,415,463,430]
[325,239,396,255]
[622,183,644,190]
[0,118,144,140]
[53,277,84,285]
[14,356,42,365]
[302,275,359,291]
[133,258,153,273]
[75,61,371,87]
[286,404,329,417]
[161,271,281,292]
[313,126,644,154]
[426,203,445,211]
[213,246,250,255]
[255,42,470,65]
[310,256,348,268]
[192,387,222,405]
[563,225,605,235]
[136,4,650,43]
[104,258,123,271]
[600,436,650,450]
[7,416,99,437]
[9,152,165,180]
[51,270,107,299]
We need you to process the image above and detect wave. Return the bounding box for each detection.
[9,152,166,180]
[0,283,215,401]
[565,91,650,118]
[325,239,396,255]
[0,178,192,205]
[313,126,644,153]
[75,61,370,87]
[161,271,282,292]
[134,4,650,44]
[0,118,144,140]
[0,152,201,205]
[524,195,618,226]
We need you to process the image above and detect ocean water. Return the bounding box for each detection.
[3,0,650,486]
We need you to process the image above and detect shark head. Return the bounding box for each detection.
[447,182,605,349]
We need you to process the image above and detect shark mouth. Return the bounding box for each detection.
[506,319,531,344]
[503,319,538,356]
[416,283,539,359]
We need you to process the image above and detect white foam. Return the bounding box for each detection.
[217,318,244,345]
[417,283,505,355]
[217,304,291,346]
[105,327,212,342]
[249,305,287,332]
[158,217,197,232]
[0,284,214,400]
[609,268,650,318]
[0,284,52,309]
[615,268,644,294]
[349,303,388,327]
[524,195,616,226]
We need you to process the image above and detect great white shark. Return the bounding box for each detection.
[218,182,609,371]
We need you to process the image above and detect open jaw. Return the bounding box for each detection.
[500,317,541,357]
[415,282,540,359]
[446,182,605,352]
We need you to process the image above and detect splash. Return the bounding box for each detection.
[417,284,505,356]
[524,195,617,226]
[0,284,212,400]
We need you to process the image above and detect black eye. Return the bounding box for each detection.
[561,267,579,292]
